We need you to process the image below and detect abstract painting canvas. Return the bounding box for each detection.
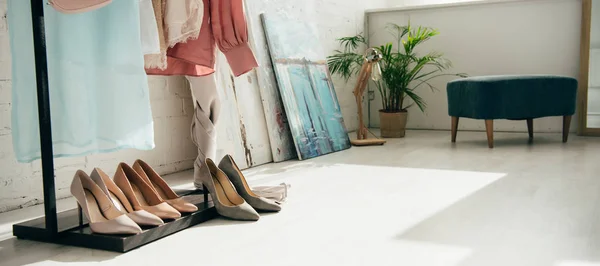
[261,14,351,160]
[245,4,297,162]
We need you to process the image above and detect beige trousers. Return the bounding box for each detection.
[186,75,221,188]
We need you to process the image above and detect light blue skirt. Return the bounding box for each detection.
[8,0,155,163]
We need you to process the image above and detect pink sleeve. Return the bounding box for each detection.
[211,0,258,77]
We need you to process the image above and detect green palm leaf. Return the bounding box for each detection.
[328,24,468,112]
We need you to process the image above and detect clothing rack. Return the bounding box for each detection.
[12,0,217,252]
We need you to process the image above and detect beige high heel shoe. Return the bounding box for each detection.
[70,170,142,235]
[113,163,181,220]
[197,159,259,221]
[219,155,281,212]
[90,168,164,226]
[132,159,198,213]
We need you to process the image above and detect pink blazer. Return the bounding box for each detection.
[147,0,258,77]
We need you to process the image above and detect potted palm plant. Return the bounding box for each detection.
[327,23,466,138]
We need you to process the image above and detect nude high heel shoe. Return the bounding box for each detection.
[113,163,181,220]
[219,155,281,212]
[90,168,164,226]
[196,159,259,221]
[70,170,142,235]
[132,159,198,213]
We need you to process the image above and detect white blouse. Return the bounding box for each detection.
[139,0,160,55]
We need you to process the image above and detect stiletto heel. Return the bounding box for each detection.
[195,159,259,221]
[132,160,197,213]
[90,168,164,226]
[113,163,181,220]
[77,203,83,228]
[219,155,281,212]
[70,170,142,235]
[203,184,209,205]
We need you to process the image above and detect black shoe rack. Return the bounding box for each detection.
[12,0,218,253]
[13,188,217,253]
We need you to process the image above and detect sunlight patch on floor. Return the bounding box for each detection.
[245,163,507,235]
[0,163,506,266]
[147,164,506,266]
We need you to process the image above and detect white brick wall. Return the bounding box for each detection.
[0,76,197,213]
[0,0,198,212]
[0,0,392,212]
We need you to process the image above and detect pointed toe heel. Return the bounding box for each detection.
[196,159,259,221]
[114,163,181,220]
[219,155,282,212]
[90,168,164,227]
[70,170,142,235]
[133,159,198,213]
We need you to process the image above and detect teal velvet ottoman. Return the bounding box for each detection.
[447,75,577,148]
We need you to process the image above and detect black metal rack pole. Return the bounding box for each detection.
[30,0,58,236]
[13,2,217,251]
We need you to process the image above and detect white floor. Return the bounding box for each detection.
[2,130,600,266]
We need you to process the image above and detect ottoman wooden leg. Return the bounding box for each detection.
[451,116,459,142]
[485,120,494,148]
[563,115,572,143]
[526,119,533,140]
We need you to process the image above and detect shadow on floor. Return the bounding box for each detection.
[0,237,120,266]
[452,134,569,148]
[3,131,599,265]
[242,131,600,265]
[391,168,600,266]
[191,212,279,229]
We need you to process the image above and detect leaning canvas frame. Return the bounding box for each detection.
[244,3,297,162]
[261,14,351,160]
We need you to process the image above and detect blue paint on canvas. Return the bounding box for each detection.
[261,14,351,160]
